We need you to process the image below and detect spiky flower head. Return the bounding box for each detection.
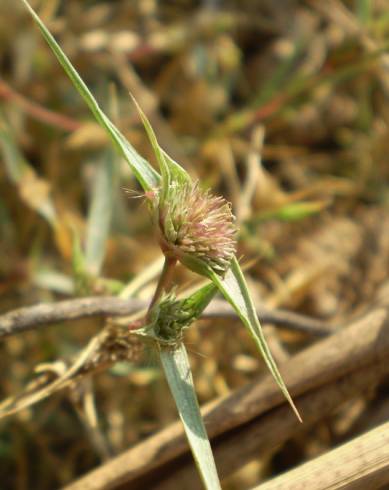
[149,181,237,276]
[134,283,217,345]
[146,291,195,344]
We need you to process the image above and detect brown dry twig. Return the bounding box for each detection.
[0,296,144,338]
[0,78,81,132]
[0,295,335,339]
[0,324,142,419]
[138,357,389,490]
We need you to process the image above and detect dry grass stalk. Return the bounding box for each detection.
[254,420,389,490]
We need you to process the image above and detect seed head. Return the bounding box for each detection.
[150,181,237,275]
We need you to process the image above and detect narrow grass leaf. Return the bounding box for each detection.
[356,0,371,24]
[248,200,330,224]
[72,232,86,280]
[0,115,57,226]
[20,0,160,191]
[85,150,116,276]
[254,40,304,107]
[33,269,74,295]
[130,94,170,189]
[131,94,191,205]
[0,118,24,182]
[161,149,192,186]
[159,343,221,490]
[208,256,302,422]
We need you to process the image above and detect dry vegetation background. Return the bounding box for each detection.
[0,0,389,489]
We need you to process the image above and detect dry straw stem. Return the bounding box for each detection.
[134,357,389,490]
[0,296,144,337]
[0,296,333,338]
[254,420,389,490]
[65,296,389,490]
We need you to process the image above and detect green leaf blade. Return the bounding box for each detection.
[209,257,302,422]
[0,113,57,226]
[85,150,116,276]
[131,94,191,207]
[160,343,221,490]
[20,0,160,192]
[130,94,171,190]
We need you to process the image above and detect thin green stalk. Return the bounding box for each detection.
[147,257,177,317]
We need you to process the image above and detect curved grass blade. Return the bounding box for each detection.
[208,256,302,422]
[20,0,160,192]
[130,95,170,190]
[159,343,221,490]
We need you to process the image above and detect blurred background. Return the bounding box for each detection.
[0,0,388,489]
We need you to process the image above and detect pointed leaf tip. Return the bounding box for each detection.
[20,0,160,191]
[208,256,302,422]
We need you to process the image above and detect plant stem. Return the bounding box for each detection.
[147,256,177,318]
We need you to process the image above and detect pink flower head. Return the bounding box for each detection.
[151,181,237,275]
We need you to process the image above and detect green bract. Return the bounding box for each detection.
[135,284,217,345]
